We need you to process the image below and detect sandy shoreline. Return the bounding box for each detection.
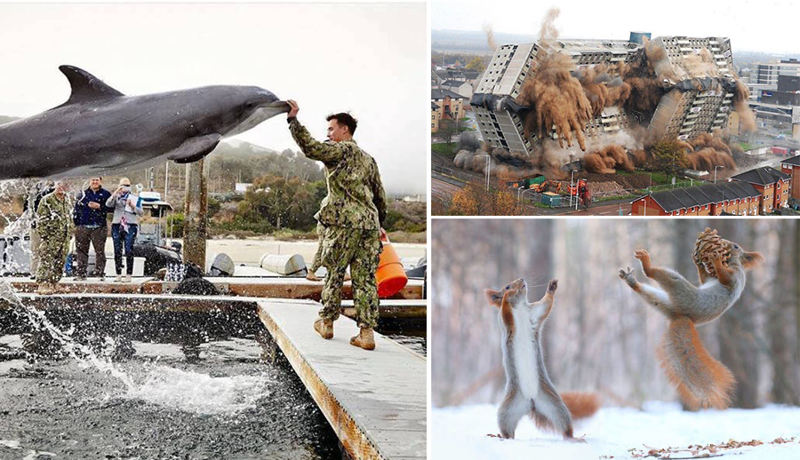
[97,238,426,266]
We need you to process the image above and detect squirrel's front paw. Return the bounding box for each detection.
[547,278,558,293]
[634,249,650,261]
[619,267,635,284]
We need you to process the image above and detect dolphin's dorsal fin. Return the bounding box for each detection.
[59,65,124,104]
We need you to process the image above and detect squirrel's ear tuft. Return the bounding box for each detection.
[484,289,501,308]
[742,251,764,269]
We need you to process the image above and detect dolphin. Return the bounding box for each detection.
[0,65,290,180]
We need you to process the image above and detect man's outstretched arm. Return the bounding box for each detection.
[287,100,344,165]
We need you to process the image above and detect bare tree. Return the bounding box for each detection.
[716,221,760,409]
[769,221,799,404]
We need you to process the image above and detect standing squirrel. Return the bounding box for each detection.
[484,278,599,440]
[618,244,763,410]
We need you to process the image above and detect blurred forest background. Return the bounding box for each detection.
[432,219,800,410]
[0,139,427,242]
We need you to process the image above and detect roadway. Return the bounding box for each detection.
[560,200,632,216]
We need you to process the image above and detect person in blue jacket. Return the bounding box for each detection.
[72,176,112,280]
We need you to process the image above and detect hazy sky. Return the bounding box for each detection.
[0,2,427,195]
[433,0,800,55]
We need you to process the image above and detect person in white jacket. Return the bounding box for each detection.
[105,178,143,282]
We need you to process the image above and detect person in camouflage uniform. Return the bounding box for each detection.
[287,100,387,350]
[306,221,326,281]
[305,170,352,282]
[34,181,73,294]
[307,220,353,282]
[306,164,330,281]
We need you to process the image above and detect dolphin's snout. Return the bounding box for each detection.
[268,100,291,112]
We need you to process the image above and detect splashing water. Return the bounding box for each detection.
[1,178,267,414]
[0,281,136,388]
[124,365,270,415]
[0,179,133,387]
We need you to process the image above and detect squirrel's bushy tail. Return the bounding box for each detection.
[561,392,600,420]
[657,316,735,410]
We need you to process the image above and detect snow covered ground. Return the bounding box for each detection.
[432,402,800,459]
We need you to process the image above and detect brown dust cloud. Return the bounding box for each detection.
[452,7,757,181]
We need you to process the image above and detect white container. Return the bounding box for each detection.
[207,253,235,277]
[259,253,306,276]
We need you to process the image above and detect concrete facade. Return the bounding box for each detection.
[645,36,735,142]
[754,59,800,86]
[473,34,738,157]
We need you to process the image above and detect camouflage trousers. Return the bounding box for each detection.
[320,225,382,329]
[35,231,68,284]
[308,222,326,273]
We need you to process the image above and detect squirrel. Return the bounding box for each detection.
[484,278,599,440]
[618,244,763,410]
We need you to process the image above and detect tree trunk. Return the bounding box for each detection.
[769,221,799,404]
[716,221,760,408]
[183,160,208,268]
[794,221,800,401]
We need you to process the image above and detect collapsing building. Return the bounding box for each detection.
[471,32,741,158]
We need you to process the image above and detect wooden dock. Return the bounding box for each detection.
[258,300,426,460]
[0,293,426,320]
[2,277,425,302]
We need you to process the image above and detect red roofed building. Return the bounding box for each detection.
[781,155,800,202]
[731,166,791,214]
[631,182,761,216]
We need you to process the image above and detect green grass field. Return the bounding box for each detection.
[431,142,458,158]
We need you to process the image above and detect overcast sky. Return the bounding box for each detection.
[0,2,427,195]
[433,0,800,55]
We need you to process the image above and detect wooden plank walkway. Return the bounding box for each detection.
[2,277,425,300]
[341,299,426,319]
[257,300,426,460]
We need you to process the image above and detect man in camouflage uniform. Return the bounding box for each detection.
[287,100,387,350]
[305,171,352,282]
[306,221,326,281]
[306,163,330,281]
[23,181,55,279]
[34,181,73,294]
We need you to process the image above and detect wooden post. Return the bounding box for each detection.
[183,159,207,268]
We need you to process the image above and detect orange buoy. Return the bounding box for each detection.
[376,237,408,298]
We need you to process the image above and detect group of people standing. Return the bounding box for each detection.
[29,176,143,294]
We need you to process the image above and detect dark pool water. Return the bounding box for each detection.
[0,337,341,460]
[0,288,426,460]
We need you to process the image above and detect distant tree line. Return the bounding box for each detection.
[432,51,488,73]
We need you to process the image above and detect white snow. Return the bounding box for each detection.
[432,402,800,459]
